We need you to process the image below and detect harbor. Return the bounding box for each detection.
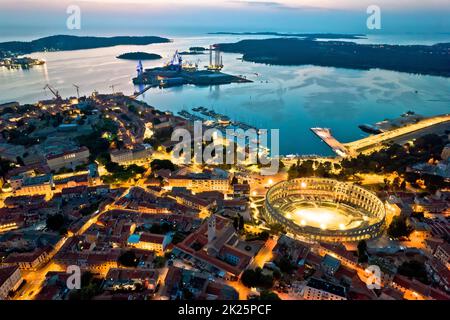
[358,111,425,134]
[312,113,450,157]
[177,107,259,133]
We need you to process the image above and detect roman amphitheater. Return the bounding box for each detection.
[264,178,386,242]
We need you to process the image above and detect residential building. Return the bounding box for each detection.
[321,254,341,276]
[434,243,450,269]
[110,144,152,165]
[127,233,172,254]
[302,277,347,300]
[0,265,23,300]
[14,174,53,196]
[2,248,50,271]
[46,147,90,171]
[167,170,230,193]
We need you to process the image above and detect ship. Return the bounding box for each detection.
[358,124,383,134]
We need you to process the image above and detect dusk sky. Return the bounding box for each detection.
[1,0,449,39]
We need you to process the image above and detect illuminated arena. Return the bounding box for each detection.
[264,178,386,242]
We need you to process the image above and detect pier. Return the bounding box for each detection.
[311,114,450,157]
[310,128,351,157]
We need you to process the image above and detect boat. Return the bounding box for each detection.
[358,124,383,134]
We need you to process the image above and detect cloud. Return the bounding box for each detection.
[227,0,325,11]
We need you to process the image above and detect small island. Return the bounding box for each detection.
[117,52,162,60]
[179,47,209,55]
[179,51,205,55]
[189,47,208,52]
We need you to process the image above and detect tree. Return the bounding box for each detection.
[118,251,139,267]
[357,240,369,263]
[387,216,413,239]
[69,272,103,300]
[150,159,176,172]
[0,158,14,178]
[46,214,65,232]
[400,180,407,190]
[259,290,281,300]
[153,256,166,268]
[241,268,274,289]
[277,256,295,274]
[398,260,429,284]
[149,222,173,234]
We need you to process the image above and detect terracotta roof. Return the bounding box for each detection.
[3,248,48,263]
[140,233,165,244]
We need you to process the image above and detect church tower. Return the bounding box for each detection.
[207,214,216,251]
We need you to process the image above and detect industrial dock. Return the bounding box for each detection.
[0,56,45,69]
[133,47,251,88]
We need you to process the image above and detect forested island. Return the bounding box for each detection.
[179,47,208,55]
[210,32,366,40]
[0,35,170,55]
[218,38,450,77]
[189,47,208,51]
[179,51,205,55]
[116,52,162,60]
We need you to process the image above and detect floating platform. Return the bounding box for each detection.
[133,66,252,88]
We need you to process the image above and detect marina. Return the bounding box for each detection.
[177,107,259,133]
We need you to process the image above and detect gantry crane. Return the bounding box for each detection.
[73,84,80,98]
[110,84,119,94]
[43,84,61,100]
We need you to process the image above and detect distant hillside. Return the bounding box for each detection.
[210,32,366,40]
[117,52,162,60]
[0,35,171,55]
[218,38,450,77]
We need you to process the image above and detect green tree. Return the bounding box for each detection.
[241,268,274,289]
[150,159,176,172]
[398,260,429,284]
[46,214,65,232]
[387,216,413,239]
[118,250,139,267]
[259,290,281,300]
[357,240,369,263]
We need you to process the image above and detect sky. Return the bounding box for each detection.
[0,0,449,40]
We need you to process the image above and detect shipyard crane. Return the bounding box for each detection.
[43,84,61,100]
[73,84,80,98]
[109,84,119,94]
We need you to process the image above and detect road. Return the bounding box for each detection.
[16,262,65,300]
[248,237,277,270]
